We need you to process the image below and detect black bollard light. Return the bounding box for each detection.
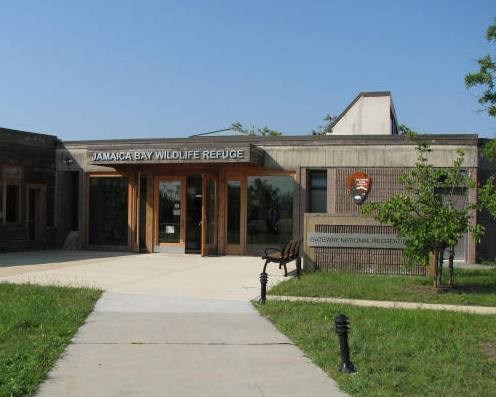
[296,257,302,279]
[334,314,356,373]
[259,272,268,304]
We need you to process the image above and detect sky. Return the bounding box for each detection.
[0,0,495,140]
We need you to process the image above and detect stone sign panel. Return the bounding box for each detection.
[307,232,405,249]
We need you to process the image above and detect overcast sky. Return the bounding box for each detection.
[1,0,495,139]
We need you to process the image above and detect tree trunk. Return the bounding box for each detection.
[434,250,440,288]
[434,249,444,288]
[439,249,444,279]
[448,246,455,288]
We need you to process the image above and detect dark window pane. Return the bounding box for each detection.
[308,170,327,213]
[227,181,241,244]
[309,171,327,189]
[247,176,293,252]
[310,190,327,213]
[6,185,19,223]
[89,177,128,245]
[159,180,181,244]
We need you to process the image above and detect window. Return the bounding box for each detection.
[89,177,128,245]
[308,170,327,213]
[6,185,20,223]
[0,166,22,224]
[247,175,294,251]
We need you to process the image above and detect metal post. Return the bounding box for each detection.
[259,272,268,304]
[296,257,302,279]
[334,314,356,373]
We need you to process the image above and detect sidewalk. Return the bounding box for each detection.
[268,295,496,315]
[0,252,349,397]
[37,293,347,397]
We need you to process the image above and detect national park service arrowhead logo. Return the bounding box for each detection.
[345,172,371,205]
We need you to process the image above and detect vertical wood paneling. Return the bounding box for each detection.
[145,175,154,253]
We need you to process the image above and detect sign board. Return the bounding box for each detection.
[345,172,371,204]
[88,144,264,165]
[307,232,405,249]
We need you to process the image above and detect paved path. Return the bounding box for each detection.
[269,295,496,315]
[0,251,347,397]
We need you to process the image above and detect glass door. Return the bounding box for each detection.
[224,177,245,255]
[186,176,202,253]
[201,175,218,256]
[156,176,186,252]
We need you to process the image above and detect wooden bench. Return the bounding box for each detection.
[261,238,302,277]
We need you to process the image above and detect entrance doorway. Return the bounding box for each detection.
[154,174,217,255]
[186,176,202,253]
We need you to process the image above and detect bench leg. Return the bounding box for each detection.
[262,259,270,274]
[283,263,288,277]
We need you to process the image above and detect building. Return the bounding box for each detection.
[0,128,57,252]
[1,92,494,271]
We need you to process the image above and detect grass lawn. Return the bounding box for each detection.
[0,283,101,397]
[269,268,496,306]
[257,301,496,397]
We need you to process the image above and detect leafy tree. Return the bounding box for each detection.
[230,121,282,136]
[362,142,495,288]
[311,114,337,135]
[398,123,416,136]
[465,19,496,118]
[464,18,496,265]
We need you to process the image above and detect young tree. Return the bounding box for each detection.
[362,142,489,288]
[230,121,282,136]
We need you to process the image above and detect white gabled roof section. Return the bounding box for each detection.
[330,91,398,135]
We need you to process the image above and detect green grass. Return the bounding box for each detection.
[269,268,496,306]
[257,301,496,397]
[0,283,101,397]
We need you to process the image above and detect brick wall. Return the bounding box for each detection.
[0,128,57,251]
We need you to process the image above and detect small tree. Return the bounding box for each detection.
[230,121,282,136]
[312,114,337,135]
[362,142,487,288]
[398,123,416,136]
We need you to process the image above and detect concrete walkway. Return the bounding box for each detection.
[0,251,347,397]
[269,295,496,315]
